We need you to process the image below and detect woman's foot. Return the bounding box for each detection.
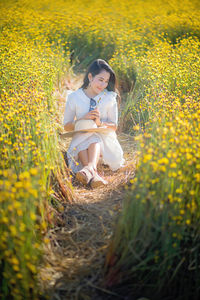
[75,166,94,186]
[90,172,108,188]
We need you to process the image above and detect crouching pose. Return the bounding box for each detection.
[63,58,125,188]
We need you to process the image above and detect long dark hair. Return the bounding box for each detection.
[81,59,117,92]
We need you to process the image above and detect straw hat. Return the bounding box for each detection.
[60,119,112,138]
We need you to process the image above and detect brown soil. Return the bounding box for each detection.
[39,73,136,300]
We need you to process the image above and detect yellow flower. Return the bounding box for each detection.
[158,157,169,165]
[30,212,37,221]
[16,273,23,279]
[27,263,37,273]
[189,190,195,195]
[133,125,140,131]
[19,222,26,232]
[9,225,17,236]
[13,265,20,272]
[170,162,177,168]
[13,201,21,208]
[194,173,200,182]
[17,209,23,216]
[175,188,183,194]
[143,154,152,163]
[11,257,19,265]
[29,168,38,175]
[44,238,50,244]
[2,216,9,223]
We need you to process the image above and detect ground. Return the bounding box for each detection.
[39,74,137,300]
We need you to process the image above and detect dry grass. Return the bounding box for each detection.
[39,75,137,300]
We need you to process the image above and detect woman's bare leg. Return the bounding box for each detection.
[78,149,89,167]
[77,143,106,187]
[88,143,101,171]
[78,143,100,171]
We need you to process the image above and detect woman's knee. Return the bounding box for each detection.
[88,142,100,148]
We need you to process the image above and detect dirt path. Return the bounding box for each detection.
[39,74,136,300]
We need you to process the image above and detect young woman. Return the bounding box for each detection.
[63,59,125,188]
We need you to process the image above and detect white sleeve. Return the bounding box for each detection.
[63,93,76,126]
[107,96,118,125]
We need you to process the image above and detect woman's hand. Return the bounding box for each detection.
[82,108,100,121]
[94,115,101,127]
[89,108,101,126]
[82,108,102,127]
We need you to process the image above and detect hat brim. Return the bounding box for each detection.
[60,127,113,139]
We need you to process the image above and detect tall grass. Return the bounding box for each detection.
[105,37,200,300]
[0,9,72,300]
[1,0,200,298]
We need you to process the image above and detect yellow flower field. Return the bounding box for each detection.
[0,0,200,299]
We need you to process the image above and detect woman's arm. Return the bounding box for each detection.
[90,108,116,130]
[64,109,100,131]
[96,119,117,131]
[102,121,117,131]
[64,121,75,131]
[96,94,118,131]
[63,94,76,130]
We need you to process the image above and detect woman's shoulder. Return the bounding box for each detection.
[104,89,118,102]
[67,88,82,97]
[104,89,117,96]
[66,88,82,102]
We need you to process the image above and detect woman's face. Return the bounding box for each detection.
[88,70,110,94]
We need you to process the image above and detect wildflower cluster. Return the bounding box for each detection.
[0,3,72,299]
[104,4,200,300]
[0,169,43,299]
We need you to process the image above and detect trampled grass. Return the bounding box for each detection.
[0,0,200,299]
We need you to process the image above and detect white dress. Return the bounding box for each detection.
[63,88,125,173]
